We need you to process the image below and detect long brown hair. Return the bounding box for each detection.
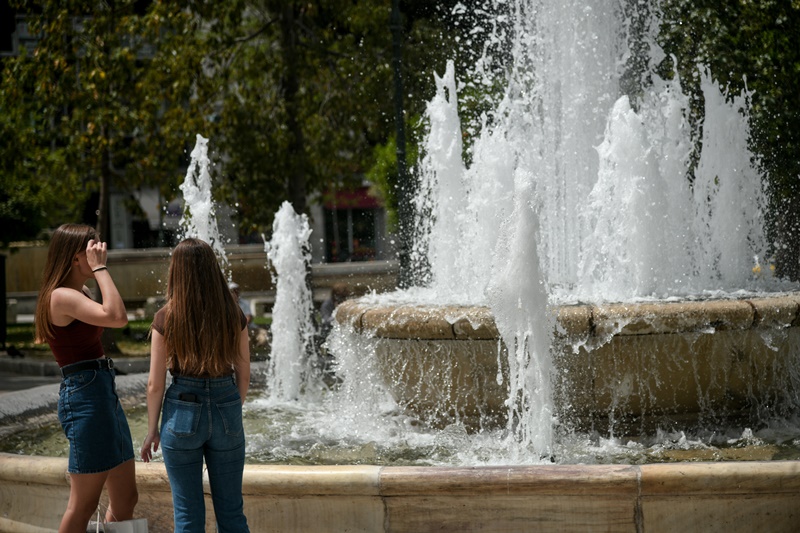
[34,224,97,343]
[160,238,242,376]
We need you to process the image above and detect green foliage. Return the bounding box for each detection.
[658,0,800,184]
[366,140,401,230]
[0,109,51,245]
[211,2,425,233]
[0,0,482,246]
[365,125,422,232]
[0,0,220,245]
[27,0,800,263]
[193,1,468,238]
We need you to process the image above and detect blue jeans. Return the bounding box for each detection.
[161,375,249,533]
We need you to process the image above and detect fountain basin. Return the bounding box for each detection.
[2,294,800,531]
[1,452,799,532]
[335,293,800,432]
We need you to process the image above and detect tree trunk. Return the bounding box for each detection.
[390,0,417,288]
[97,143,111,243]
[98,128,120,354]
[280,3,308,215]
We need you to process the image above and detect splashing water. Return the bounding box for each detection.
[179,134,229,273]
[328,0,797,461]
[413,2,779,306]
[264,201,318,401]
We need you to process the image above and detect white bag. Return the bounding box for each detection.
[102,519,149,533]
[87,509,148,533]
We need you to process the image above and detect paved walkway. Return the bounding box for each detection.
[0,370,60,394]
[0,354,151,439]
[0,351,150,395]
[0,352,61,395]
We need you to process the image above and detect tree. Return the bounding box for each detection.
[201,1,404,236]
[0,1,217,244]
[0,108,55,246]
[0,0,475,249]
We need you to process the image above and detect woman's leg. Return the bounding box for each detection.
[206,390,249,532]
[162,440,207,532]
[104,458,138,522]
[205,440,247,533]
[59,471,108,533]
[160,384,209,533]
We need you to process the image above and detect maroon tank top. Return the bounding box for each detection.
[48,319,105,367]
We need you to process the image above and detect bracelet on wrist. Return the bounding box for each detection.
[92,266,108,273]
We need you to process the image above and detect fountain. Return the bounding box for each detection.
[264,201,318,400]
[2,1,800,531]
[179,133,230,272]
[323,0,800,527]
[328,0,800,458]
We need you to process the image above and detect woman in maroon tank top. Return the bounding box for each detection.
[34,224,138,533]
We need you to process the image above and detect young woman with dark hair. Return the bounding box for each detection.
[140,237,250,532]
[34,223,138,532]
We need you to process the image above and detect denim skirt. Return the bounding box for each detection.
[57,365,134,474]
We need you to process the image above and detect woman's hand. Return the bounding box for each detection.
[85,239,108,272]
[140,432,160,463]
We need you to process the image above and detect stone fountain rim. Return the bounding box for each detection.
[1,451,799,532]
[334,291,800,340]
[2,451,800,495]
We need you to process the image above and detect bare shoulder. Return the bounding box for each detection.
[50,287,87,325]
[51,286,84,305]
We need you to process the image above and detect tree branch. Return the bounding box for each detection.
[234,19,276,44]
